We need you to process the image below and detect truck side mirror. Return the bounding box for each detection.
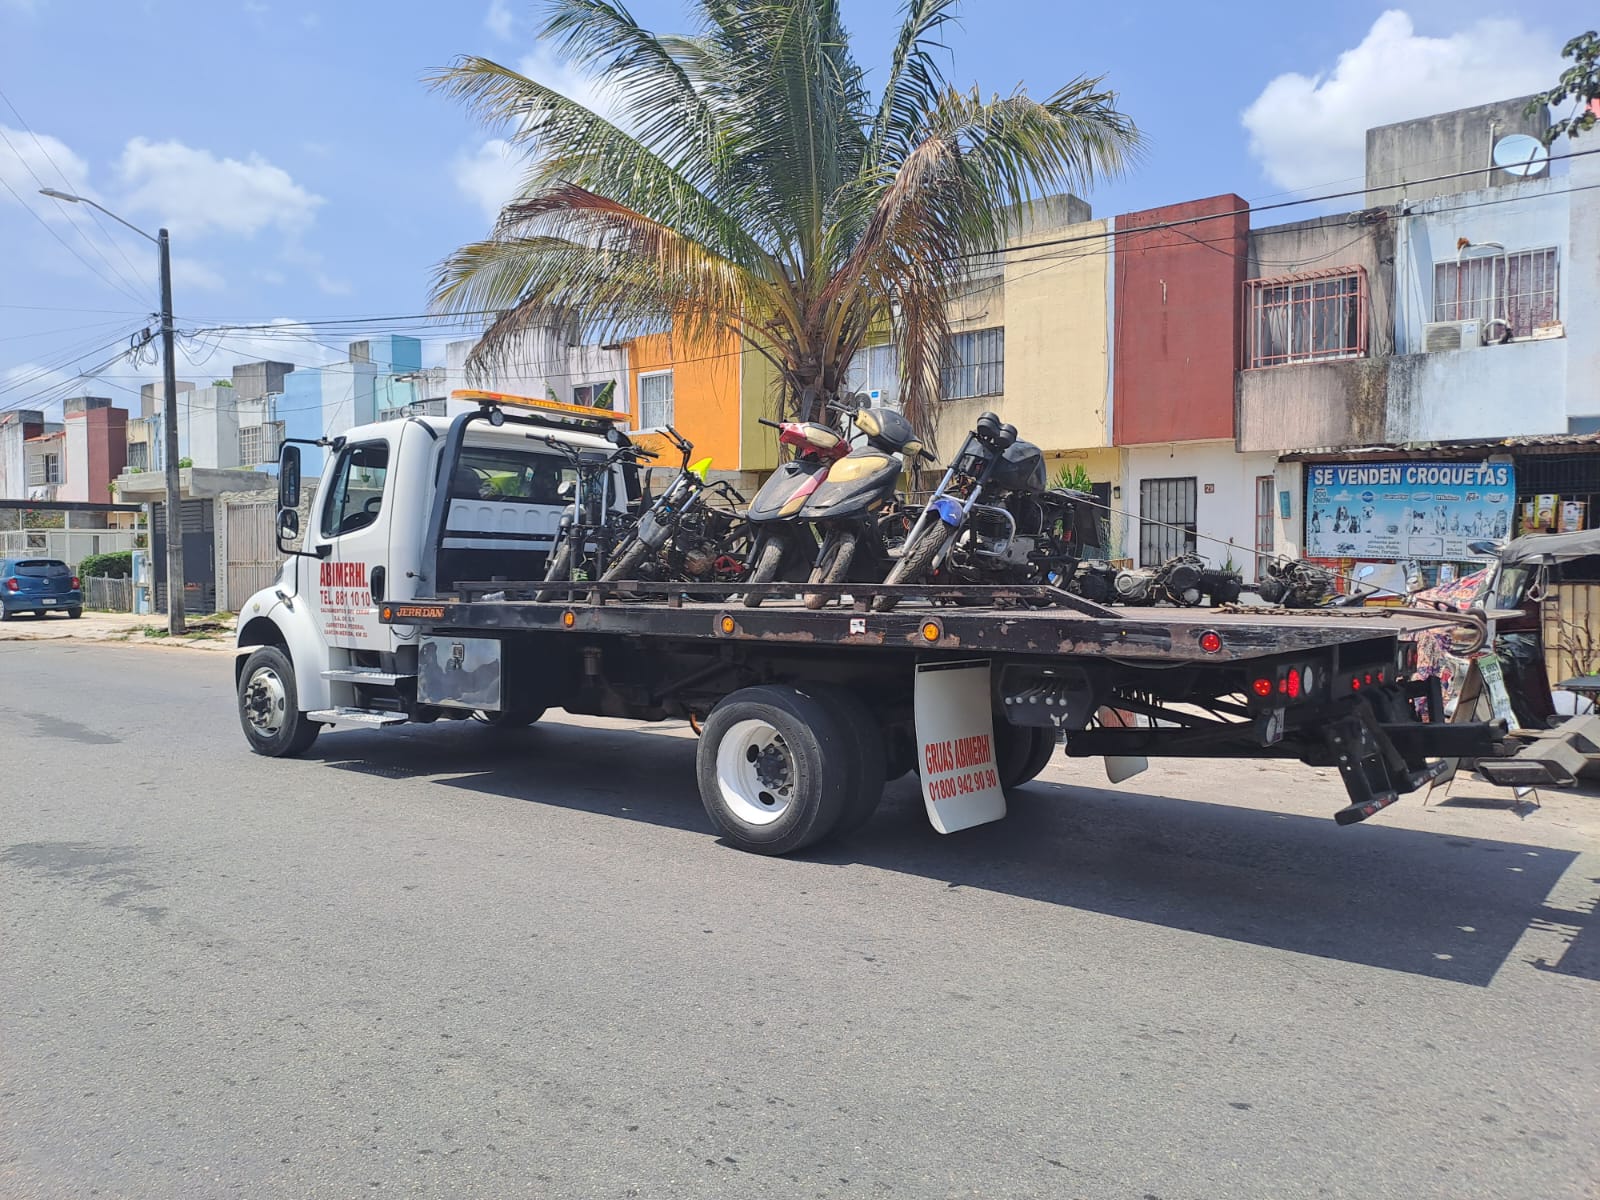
[278,508,301,542]
[279,444,302,510]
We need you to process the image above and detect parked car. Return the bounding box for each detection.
[0,558,83,619]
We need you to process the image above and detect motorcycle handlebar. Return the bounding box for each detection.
[918,448,936,462]
[756,418,784,431]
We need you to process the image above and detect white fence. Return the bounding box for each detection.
[0,528,139,564]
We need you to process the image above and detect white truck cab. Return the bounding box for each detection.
[235,398,636,754]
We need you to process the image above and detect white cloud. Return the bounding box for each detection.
[171,257,227,291]
[0,123,92,206]
[116,137,324,239]
[450,42,631,222]
[453,137,524,222]
[516,43,625,125]
[485,0,516,41]
[1242,10,1562,193]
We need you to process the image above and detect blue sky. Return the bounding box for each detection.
[0,0,1589,415]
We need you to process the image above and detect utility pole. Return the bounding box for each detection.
[157,228,186,634]
[39,189,186,632]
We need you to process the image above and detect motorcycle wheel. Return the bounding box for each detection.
[742,533,786,609]
[600,535,655,592]
[803,529,858,610]
[534,537,575,602]
[875,524,947,612]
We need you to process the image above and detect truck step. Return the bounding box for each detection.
[321,668,415,686]
[308,707,410,728]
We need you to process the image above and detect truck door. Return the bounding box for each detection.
[309,437,395,651]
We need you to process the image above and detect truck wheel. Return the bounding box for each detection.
[472,706,546,728]
[995,721,1056,790]
[742,533,785,608]
[875,524,946,612]
[696,684,851,855]
[800,683,888,836]
[802,529,857,610]
[238,645,321,757]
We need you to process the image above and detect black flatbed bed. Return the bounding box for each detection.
[382,580,1462,665]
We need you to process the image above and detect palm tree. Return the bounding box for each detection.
[428,0,1141,446]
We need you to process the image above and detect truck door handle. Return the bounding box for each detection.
[370,565,386,603]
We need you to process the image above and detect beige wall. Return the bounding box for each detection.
[931,217,1112,460]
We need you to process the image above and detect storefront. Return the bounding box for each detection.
[1286,435,1600,593]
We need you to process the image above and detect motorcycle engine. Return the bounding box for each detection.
[1113,568,1155,603]
[681,545,718,579]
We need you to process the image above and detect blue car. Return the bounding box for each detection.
[0,558,83,619]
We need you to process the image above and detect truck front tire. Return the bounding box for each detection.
[696,684,852,855]
[238,645,322,757]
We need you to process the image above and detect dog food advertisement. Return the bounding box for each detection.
[1305,461,1514,562]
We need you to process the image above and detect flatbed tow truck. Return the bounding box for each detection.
[235,393,1522,855]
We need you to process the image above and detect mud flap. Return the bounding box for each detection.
[914,660,1007,833]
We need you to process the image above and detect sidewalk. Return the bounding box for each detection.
[0,610,236,652]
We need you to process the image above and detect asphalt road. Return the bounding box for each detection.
[2,640,1598,1199]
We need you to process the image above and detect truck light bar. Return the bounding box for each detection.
[450,389,632,423]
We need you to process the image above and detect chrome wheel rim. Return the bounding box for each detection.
[243,666,288,736]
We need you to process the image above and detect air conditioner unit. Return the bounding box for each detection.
[1423,319,1482,352]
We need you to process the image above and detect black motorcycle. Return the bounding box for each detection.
[876,411,1078,612]
[535,437,655,602]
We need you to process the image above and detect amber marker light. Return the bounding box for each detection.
[562,610,576,628]
[921,620,942,643]
[719,614,737,634]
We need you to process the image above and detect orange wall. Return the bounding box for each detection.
[627,325,744,471]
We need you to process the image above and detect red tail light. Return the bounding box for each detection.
[70,576,81,589]
[1251,677,1273,697]
[2,578,17,592]
[1286,668,1301,699]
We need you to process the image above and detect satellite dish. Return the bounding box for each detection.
[1493,133,1549,177]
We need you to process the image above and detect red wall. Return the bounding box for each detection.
[85,406,128,498]
[1112,194,1249,445]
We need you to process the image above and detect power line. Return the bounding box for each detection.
[0,123,156,307]
[0,86,159,307]
[967,144,1600,262]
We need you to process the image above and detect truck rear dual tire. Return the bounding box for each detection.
[237,645,322,758]
[696,683,886,854]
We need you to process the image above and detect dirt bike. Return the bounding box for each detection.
[534,437,655,602]
[601,426,750,596]
[877,411,1079,612]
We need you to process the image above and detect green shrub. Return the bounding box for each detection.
[78,550,133,579]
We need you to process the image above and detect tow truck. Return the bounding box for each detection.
[234,392,1517,855]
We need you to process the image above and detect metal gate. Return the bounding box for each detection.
[227,502,280,609]
[1138,476,1197,566]
[151,500,217,613]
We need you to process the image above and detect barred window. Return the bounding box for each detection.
[1433,248,1559,337]
[1245,268,1367,368]
[941,327,1004,400]
[638,371,674,429]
